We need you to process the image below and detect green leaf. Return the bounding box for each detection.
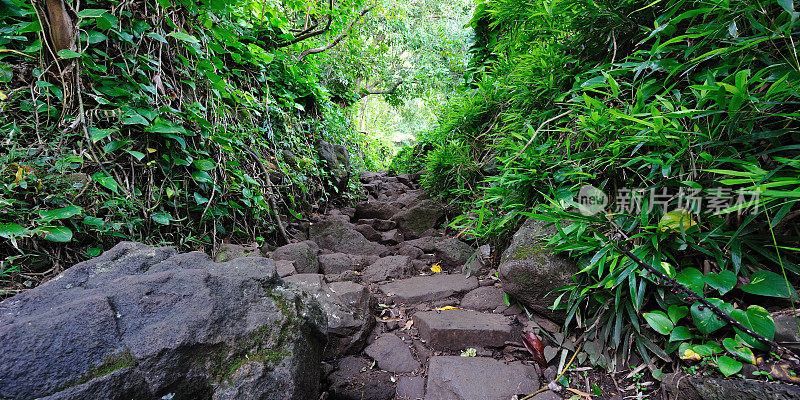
[676,267,705,295]
[722,337,755,364]
[194,192,209,205]
[192,170,213,183]
[705,270,737,295]
[122,112,149,126]
[0,223,26,238]
[717,356,742,377]
[669,326,692,342]
[126,150,146,161]
[82,216,104,226]
[39,226,73,242]
[77,9,108,18]
[644,311,674,335]
[778,0,795,13]
[193,159,216,171]
[659,209,697,232]
[741,270,798,299]
[86,31,107,44]
[152,212,171,225]
[38,205,82,220]
[87,247,102,257]
[691,298,730,335]
[168,31,199,43]
[91,172,119,193]
[89,127,115,142]
[731,305,775,351]
[668,305,689,324]
[57,49,81,59]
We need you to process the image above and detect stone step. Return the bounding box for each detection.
[379,274,479,304]
[413,310,520,351]
[424,356,539,400]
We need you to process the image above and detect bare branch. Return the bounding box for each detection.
[360,79,404,98]
[273,0,333,48]
[298,6,375,60]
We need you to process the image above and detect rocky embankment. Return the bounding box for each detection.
[3,172,799,400]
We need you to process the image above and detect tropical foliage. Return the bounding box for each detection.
[397,0,800,374]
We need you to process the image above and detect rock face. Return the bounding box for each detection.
[0,242,327,400]
[318,140,351,194]
[309,220,382,255]
[661,372,800,400]
[498,219,578,319]
[326,356,396,400]
[363,255,412,282]
[424,356,539,400]
[391,199,445,239]
[379,274,479,304]
[413,310,519,351]
[272,241,320,273]
[364,333,420,373]
[282,274,374,359]
[406,237,475,267]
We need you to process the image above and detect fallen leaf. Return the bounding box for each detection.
[435,306,460,311]
[770,363,800,384]
[402,320,413,330]
[680,348,702,361]
[430,263,442,273]
[522,331,547,367]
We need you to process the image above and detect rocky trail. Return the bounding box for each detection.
[264,171,574,400]
[4,172,799,400]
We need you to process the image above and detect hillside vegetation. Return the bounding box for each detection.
[393,0,800,373]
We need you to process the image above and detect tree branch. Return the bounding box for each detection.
[359,79,404,98]
[273,0,333,48]
[298,6,375,60]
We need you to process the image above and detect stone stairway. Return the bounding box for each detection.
[263,172,562,400]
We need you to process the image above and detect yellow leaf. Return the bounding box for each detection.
[681,348,702,361]
[435,306,460,311]
[430,263,442,273]
[146,147,157,153]
[659,209,697,232]
[0,91,7,101]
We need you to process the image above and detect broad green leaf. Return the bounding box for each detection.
[39,226,73,242]
[668,305,689,324]
[644,311,673,335]
[669,326,692,341]
[731,305,775,351]
[705,270,737,295]
[659,209,697,232]
[168,31,199,43]
[91,172,119,193]
[741,270,798,299]
[691,298,730,334]
[676,267,704,295]
[126,150,146,161]
[717,356,742,377]
[82,216,104,226]
[152,212,171,225]
[192,170,213,183]
[39,205,82,220]
[722,337,755,364]
[89,127,115,142]
[193,159,216,171]
[57,49,81,59]
[194,192,209,205]
[77,9,108,18]
[122,113,149,126]
[0,223,26,238]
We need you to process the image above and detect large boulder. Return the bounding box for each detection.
[282,274,374,358]
[498,219,578,319]
[405,237,475,267]
[0,242,327,400]
[391,199,445,239]
[309,220,383,255]
[355,201,401,220]
[318,140,351,194]
[272,241,319,273]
